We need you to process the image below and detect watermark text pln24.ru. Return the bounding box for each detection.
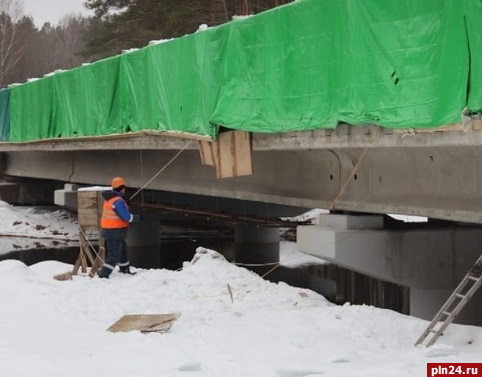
[428,363,481,376]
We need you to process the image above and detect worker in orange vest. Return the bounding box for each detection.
[98,177,140,279]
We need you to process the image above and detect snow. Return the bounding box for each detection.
[149,38,174,46]
[0,202,481,376]
[388,214,428,223]
[279,240,326,267]
[0,201,79,254]
[280,208,329,224]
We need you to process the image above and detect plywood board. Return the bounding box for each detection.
[198,131,252,178]
[78,191,98,208]
[77,209,99,228]
[216,130,252,178]
[107,314,179,333]
[198,140,215,166]
[77,191,104,230]
[473,119,482,130]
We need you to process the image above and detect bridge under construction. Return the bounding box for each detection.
[0,0,482,330]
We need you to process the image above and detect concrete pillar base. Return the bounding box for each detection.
[54,183,80,210]
[235,224,279,274]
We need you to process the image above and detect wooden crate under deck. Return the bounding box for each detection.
[199,130,252,178]
[73,190,105,276]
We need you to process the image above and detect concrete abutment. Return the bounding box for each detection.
[297,214,482,326]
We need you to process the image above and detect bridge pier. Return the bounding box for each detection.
[297,214,482,326]
[0,178,63,205]
[234,224,279,274]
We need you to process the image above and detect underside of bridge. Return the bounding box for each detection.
[2,124,482,224]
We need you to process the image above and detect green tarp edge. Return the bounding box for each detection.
[465,0,482,111]
[7,0,482,142]
[0,88,9,141]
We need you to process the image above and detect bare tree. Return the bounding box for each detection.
[0,0,24,86]
[55,15,90,69]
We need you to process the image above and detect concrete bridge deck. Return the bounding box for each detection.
[1,121,482,223]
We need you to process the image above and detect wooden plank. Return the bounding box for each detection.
[233,130,252,176]
[80,233,96,265]
[215,132,229,178]
[53,271,73,281]
[198,140,214,166]
[78,191,98,208]
[1,130,212,146]
[72,252,82,275]
[415,123,464,133]
[198,131,252,178]
[107,314,179,333]
[89,246,105,277]
[97,192,104,216]
[216,131,252,178]
[392,123,464,134]
[473,119,482,130]
[78,210,99,228]
[78,191,100,229]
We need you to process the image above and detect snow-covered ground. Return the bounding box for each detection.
[0,202,481,376]
[0,201,79,254]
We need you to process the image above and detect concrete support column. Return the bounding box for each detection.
[234,224,279,274]
[127,219,161,269]
[297,214,482,326]
[1,179,63,205]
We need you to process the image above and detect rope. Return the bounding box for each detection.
[192,248,300,300]
[78,226,105,264]
[234,261,279,267]
[175,147,369,300]
[228,149,369,276]
[130,138,195,200]
[328,147,368,211]
[73,137,195,275]
[102,137,367,299]
[233,248,301,267]
[139,150,145,208]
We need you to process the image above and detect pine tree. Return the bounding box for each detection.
[83,0,292,59]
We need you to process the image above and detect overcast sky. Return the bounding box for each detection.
[22,0,92,26]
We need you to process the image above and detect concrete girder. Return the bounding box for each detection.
[4,143,482,223]
[3,124,482,223]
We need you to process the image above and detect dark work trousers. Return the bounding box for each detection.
[98,228,129,278]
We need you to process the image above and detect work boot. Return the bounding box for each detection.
[119,266,136,275]
[98,266,112,279]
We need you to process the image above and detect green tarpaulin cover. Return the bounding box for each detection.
[7,0,482,142]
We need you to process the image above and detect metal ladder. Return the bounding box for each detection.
[415,254,482,347]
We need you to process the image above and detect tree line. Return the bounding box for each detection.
[0,0,292,88]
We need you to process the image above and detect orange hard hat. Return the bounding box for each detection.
[111,177,126,190]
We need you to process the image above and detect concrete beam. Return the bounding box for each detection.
[4,124,482,223]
